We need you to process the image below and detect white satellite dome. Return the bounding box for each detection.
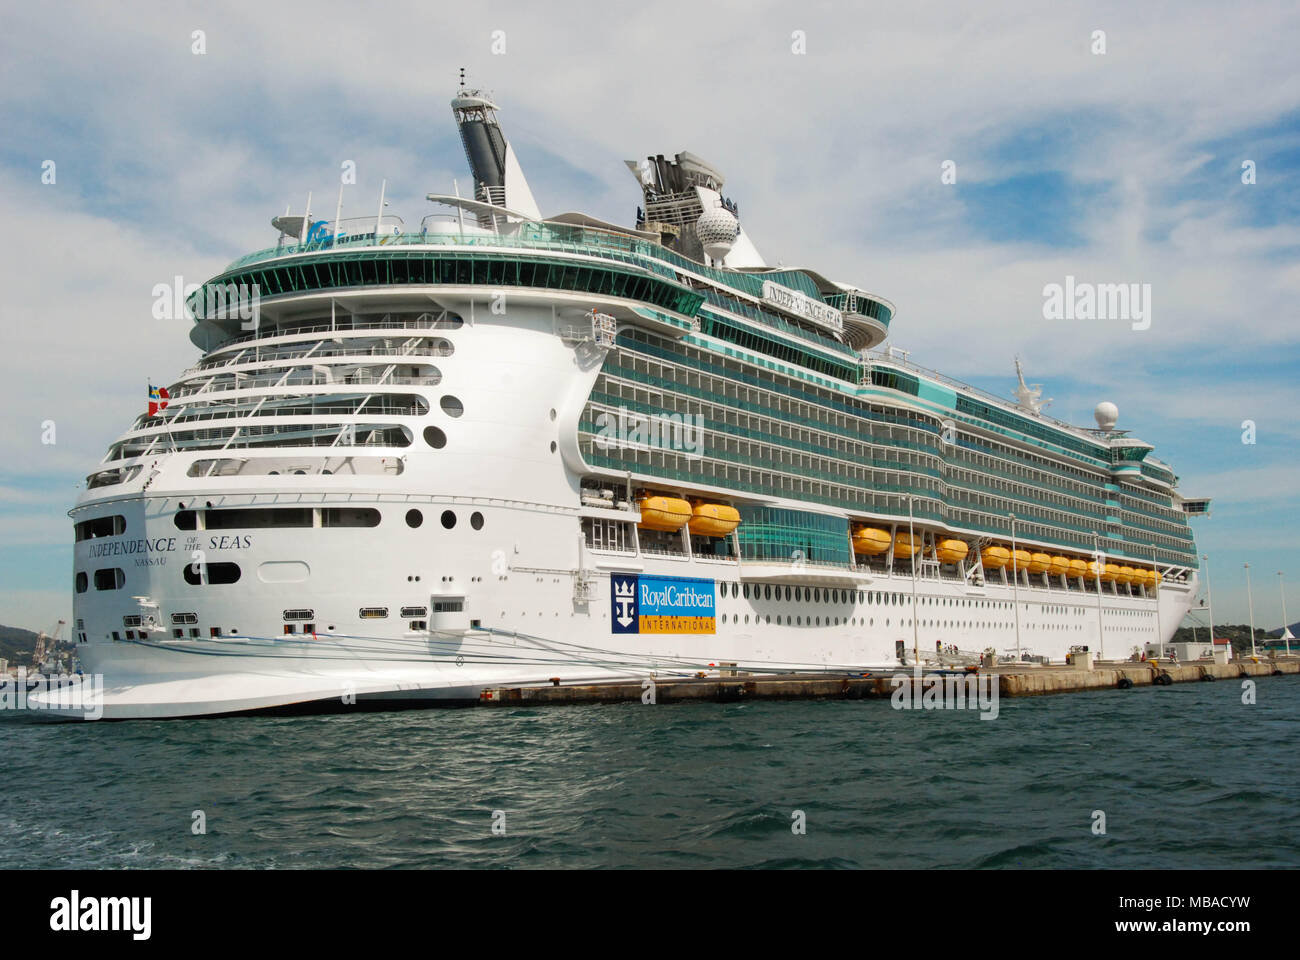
[696,205,740,261]
[1094,401,1119,431]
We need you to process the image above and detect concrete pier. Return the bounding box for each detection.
[476,658,1299,706]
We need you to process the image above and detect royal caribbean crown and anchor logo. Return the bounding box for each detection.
[610,574,716,635]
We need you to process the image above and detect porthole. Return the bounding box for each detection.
[550,441,557,453]
[470,511,484,530]
[423,426,447,449]
[406,509,423,528]
[75,571,88,593]
[441,510,456,529]
[440,396,464,418]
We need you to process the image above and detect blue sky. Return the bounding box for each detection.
[1,0,1297,632]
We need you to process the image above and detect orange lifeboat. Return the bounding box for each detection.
[893,532,919,558]
[637,495,691,532]
[934,539,969,564]
[1010,549,1032,572]
[1028,552,1052,575]
[1117,565,1136,585]
[1102,563,1121,583]
[688,502,741,537]
[1048,555,1071,577]
[981,546,1011,569]
[1068,558,1088,578]
[852,526,891,556]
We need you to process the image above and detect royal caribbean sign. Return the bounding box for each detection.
[610,574,716,635]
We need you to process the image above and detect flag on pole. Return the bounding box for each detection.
[148,384,170,417]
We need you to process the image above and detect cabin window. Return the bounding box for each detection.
[94,568,125,590]
[183,562,241,585]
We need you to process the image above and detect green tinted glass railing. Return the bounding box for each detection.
[195,249,705,321]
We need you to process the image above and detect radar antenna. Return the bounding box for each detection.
[1012,356,1052,414]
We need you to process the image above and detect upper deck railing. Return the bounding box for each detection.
[223,222,678,276]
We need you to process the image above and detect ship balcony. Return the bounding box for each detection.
[736,560,870,586]
[842,312,889,351]
[822,289,894,352]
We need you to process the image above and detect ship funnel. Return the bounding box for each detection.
[450,72,541,220]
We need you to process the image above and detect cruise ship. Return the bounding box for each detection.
[55,82,1209,718]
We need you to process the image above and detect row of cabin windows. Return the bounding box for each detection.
[74,515,126,541]
[175,507,380,530]
[175,506,486,531]
[75,569,125,592]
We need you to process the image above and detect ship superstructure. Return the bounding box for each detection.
[56,82,1206,718]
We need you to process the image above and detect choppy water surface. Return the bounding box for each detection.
[2,680,1297,868]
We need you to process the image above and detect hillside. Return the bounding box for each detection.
[0,624,40,667]
[1170,623,1295,655]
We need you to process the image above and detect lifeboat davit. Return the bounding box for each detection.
[852,526,891,556]
[935,539,969,564]
[1048,555,1071,576]
[1068,558,1088,578]
[981,545,1011,569]
[893,532,919,558]
[637,495,691,532]
[688,502,741,537]
[1028,552,1052,574]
